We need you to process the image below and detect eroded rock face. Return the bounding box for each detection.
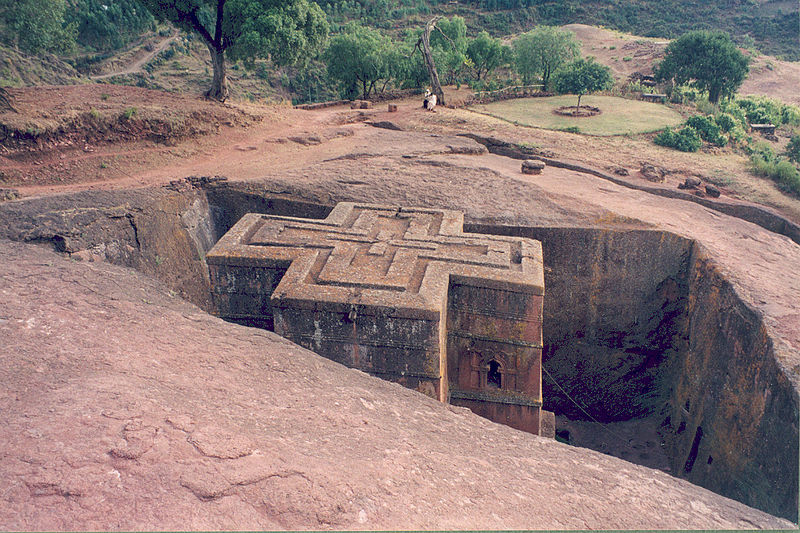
[664,248,799,520]
[1,187,797,523]
[468,224,799,521]
[0,240,793,530]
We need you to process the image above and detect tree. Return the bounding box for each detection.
[324,24,396,100]
[654,30,749,104]
[512,26,579,90]
[466,31,507,81]
[0,0,76,55]
[552,57,614,113]
[429,16,468,85]
[137,0,329,101]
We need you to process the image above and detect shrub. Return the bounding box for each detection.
[719,100,748,127]
[654,126,702,152]
[122,107,137,120]
[787,135,800,163]
[686,115,727,146]
[750,155,800,195]
[728,124,748,144]
[669,84,701,104]
[695,98,716,116]
[714,112,739,132]
[748,140,776,162]
[736,95,783,125]
[624,80,652,95]
[781,105,800,126]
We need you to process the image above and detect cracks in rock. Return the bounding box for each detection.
[125,213,140,249]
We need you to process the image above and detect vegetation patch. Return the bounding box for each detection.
[470,95,683,136]
[748,141,800,196]
[553,105,601,117]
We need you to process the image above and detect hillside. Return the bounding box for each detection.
[316,0,798,61]
[564,23,800,106]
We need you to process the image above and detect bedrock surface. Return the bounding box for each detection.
[0,240,792,530]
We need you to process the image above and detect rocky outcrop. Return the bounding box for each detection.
[1,186,797,523]
[0,240,792,530]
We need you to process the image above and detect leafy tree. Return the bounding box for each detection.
[137,0,329,101]
[512,26,579,89]
[324,23,397,100]
[429,16,468,85]
[654,30,749,104]
[0,0,76,55]
[397,33,431,89]
[552,57,614,113]
[466,31,507,81]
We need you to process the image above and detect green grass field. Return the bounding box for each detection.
[469,95,685,136]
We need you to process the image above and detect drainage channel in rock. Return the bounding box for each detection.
[0,186,796,523]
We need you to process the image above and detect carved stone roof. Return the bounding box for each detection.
[207,202,544,319]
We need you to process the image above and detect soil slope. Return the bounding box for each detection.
[564,23,800,106]
[0,240,792,530]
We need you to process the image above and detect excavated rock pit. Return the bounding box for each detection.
[0,183,796,524]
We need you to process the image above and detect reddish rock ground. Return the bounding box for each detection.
[0,241,792,530]
[2,85,800,529]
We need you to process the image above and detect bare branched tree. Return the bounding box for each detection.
[412,16,460,108]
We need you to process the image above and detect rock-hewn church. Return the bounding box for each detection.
[207,202,552,435]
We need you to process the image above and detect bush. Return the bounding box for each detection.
[714,112,739,132]
[782,105,800,127]
[750,155,800,195]
[747,140,776,162]
[669,84,701,104]
[719,100,748,127]
[787,135,800,163]
[654,126,702,152]
[686,115,727,146]
[728,125,748,145]
[735,95,784,125]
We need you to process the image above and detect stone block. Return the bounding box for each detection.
[539,409,556,438]
[388,103,398,112]
[522,159,546,175]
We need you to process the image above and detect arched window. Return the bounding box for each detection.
[487,360,502,389]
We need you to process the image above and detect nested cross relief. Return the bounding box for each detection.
[246,204,529,297]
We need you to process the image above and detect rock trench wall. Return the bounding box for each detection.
[666,248,798,520]
[0,188,796,521]
[468,223,798,522]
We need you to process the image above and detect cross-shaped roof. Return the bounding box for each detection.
[207,202,543,319]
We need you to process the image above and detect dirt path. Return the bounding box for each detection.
[92,33,180,80]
